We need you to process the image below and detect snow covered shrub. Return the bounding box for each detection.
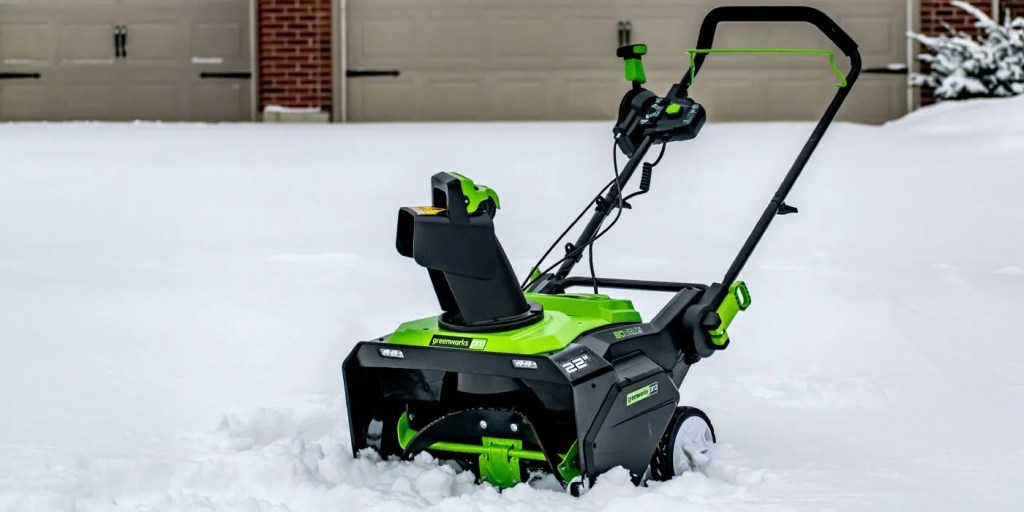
[909,1,1024,100]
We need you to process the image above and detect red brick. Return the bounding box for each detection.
[258,0,332,114]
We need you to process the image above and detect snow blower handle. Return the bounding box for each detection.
[698,6,862,314]
[682,6,861,95]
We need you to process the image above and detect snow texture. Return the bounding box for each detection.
[2,97,1024,511]
[909,1,1024,100]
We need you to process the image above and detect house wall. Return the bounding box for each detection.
[252,1,1024,120]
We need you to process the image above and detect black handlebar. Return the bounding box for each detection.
[687,6,861,86]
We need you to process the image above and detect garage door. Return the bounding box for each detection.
[0,0,252,121]
[345,0,907,124]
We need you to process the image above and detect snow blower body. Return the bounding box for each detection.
[344,6,861,493]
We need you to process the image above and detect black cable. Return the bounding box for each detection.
[519,178,615,290]
[588,241,598,293]
[524,140,624,292]
[622,143,666,203]
[589,142,626,293]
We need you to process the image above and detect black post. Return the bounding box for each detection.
[553,136,654,281]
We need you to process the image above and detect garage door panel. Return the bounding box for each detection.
[128,23,184,62]
[564,73,624,120]
[489,79,547,120]
[350,78,417,122]
[192,22,243,59]
[359,20,417,60]
[122,83,180,119]
[423,19,483,60]
[847,17,897,56]
[559,16,621,60]
[66,83,119,120]
[688,72,768,122]
[421,79,484,120]
[767,78,837,121]
[629,17,699,60]
[0,83,52,120]
[191,82,247,122]
[60,23,118,63]
[843,77,904,125]
[0,23,51,62]
[492,19,550,59]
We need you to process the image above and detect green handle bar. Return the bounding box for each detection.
[686,48,848,89]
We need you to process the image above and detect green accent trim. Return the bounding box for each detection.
[448,172,500,214]
[397,412,558,488]
[387,293,641,355]
[686,49,847,89]
[556,441,581,483]
[624,59,647,84]
[479,437,523,487]
[708,281,752,347]
[526,293,640,324]
[665,103,682,115]
[396,412,547,461]
[527,267,542,283]
[633,44,648,56]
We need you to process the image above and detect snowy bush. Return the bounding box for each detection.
[908,1,1024,100]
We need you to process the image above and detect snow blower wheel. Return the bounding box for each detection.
[650,407,717,481]
[343,5,862,493]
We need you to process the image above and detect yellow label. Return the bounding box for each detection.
[410,206,446,216]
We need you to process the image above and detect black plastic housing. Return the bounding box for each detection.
[396,173,539,330]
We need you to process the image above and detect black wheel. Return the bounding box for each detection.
[649,406,716,481]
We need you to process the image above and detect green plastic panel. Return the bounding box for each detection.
[708,281,751,347]
[386,293,641,355]
[448,172,500,214]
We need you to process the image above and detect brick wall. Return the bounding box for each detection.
[1002,1,1024,18]
[258,0,332,116]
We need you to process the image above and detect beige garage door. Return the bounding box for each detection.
[345,0,906,124]
[0,0,252,121]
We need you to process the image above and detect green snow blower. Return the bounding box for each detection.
[344,6,861,494]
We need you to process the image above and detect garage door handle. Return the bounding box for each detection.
[200,71,252,79]
[347,69,400,77]
[114,25,127,59]
[864,64,908,75]
[0,72,41,80]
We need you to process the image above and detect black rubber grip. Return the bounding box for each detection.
[691,6,861,81]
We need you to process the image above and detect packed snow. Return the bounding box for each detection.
[1,96,1023,511]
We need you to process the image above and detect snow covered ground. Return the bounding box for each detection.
[1,96,1023,511]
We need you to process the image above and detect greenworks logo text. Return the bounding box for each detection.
[429,335,487,350]
[625,382,659,406]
